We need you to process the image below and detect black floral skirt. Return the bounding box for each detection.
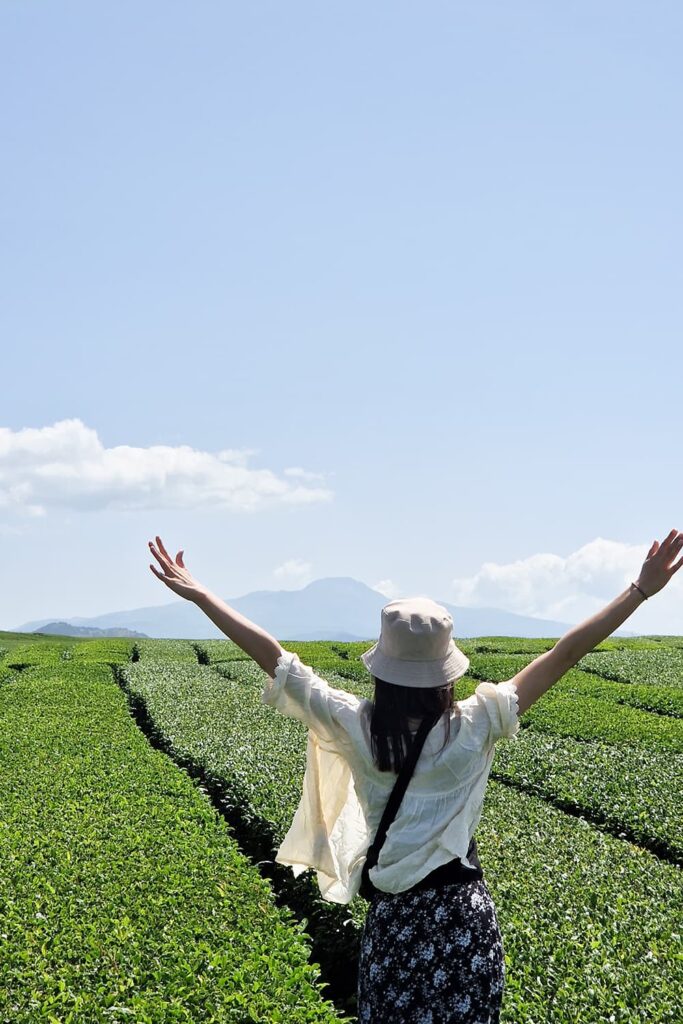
[357,878,505,1024]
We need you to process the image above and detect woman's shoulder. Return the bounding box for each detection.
[454,681,520,745]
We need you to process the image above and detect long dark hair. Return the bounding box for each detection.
[368,676,458,774]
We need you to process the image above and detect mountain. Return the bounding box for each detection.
[31,621,150,639]
[10,576,637,640]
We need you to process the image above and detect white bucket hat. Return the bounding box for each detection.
[361,597,470,688]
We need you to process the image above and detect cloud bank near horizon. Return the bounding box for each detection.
[0,419,333,516]
[448,536,682,624]
[269,535,681,631]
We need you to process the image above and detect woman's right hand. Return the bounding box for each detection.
[148,535,208,603]
[636,529,683,597]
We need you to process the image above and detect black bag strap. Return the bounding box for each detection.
[364,713,438,873]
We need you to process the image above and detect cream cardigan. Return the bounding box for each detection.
[261,649,520,905]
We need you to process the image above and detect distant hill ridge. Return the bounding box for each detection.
[9,576,637,640]
[32,622,150,639]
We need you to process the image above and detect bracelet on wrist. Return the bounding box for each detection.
[631,580,648,600]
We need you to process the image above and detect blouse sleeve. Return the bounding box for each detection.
[459,679,520,747]
[260,649,361,747]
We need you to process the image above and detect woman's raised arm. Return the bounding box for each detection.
[510,528,683,716]
[147,535,282,677]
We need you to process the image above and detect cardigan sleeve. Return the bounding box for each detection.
[261,649,362,747]
[458,680,520,747]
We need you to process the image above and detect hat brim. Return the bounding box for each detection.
[360,640,470,688]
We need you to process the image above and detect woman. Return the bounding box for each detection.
[148,529,683,1024]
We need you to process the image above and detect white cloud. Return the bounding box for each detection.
[283,466,328,483]
[273,558,313,583]
[215,447,261,466]
[372,579,402,599]
[450,536,683,625]
[0,419,334,516]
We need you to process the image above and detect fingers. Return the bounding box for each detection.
[654,531,673,556]
[149,542,172,574]
[655,529,680,558]
[668,534,683,564]
[663,532,683,573]
[156,535,174,562]
[148,538,191,584]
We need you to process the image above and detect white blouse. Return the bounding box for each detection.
[261,649,520,905]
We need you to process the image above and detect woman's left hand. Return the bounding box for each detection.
[637,528,683,597]
[148,536,207,602]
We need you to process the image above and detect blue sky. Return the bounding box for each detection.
[1,2,681,635]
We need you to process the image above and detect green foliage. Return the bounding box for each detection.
[460,637,559,654]
[0,661,350,1023]
[455,635,669,655]
[68,638,137,664]
[578,648,683,689]
[132,639,202,663]
[468,655,683,746]
[118,659,368,980]
[121,650,683,1022]
[5,631,683,1022]
[524,684,683,751]
[0,630,76,645]
[273,642,374,678]
[491,730,682,862]
[191,639,251,664]
[478,782,682,1024]
[2,638,80,667]
[549,671,683,718]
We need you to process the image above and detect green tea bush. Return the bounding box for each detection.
[491,730,681,862]
[0,662,350,1023]
[273,642,372,675]
[455,635,669,655]
[469,655,683,739]
[120,652,683,1022]
[191,638,251,664]
[478,782,682,1024]
[0,632,71,665]
[3,639,79,667]
[132,639,201,663]
[523,686,683,750]
[117,659,364,1005]
[639,634,683,648]
[578,649,683,689]
[543,670,683,718]
[460,637,558,654]
[69,638,136,664]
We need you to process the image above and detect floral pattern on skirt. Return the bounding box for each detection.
[357,879,505,1024]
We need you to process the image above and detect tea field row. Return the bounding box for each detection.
[119,653,682,1022]
[0,659,349,1023]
